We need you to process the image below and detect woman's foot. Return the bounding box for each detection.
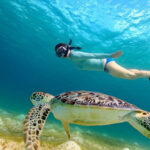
[112,51,123,58]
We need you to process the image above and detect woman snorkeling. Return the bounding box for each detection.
[55,39,150,80]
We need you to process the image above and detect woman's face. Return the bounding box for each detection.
[56,46,71,58]
[64,49,71,58]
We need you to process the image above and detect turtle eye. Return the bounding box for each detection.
[143,112,147,115]
[33,93,36,97]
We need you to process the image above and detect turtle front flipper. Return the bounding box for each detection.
[23,104,50,150]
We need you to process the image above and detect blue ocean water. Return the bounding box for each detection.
[0,0,150,148]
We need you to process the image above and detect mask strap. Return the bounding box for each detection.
[70,46,82,50]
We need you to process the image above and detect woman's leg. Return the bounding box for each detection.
[128,69,150,78]
[106,61,150,79]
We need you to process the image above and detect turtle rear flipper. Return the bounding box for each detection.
[61,121,70,139]
[23,104,50,150]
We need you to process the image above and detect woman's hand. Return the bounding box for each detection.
[112,51,123,58]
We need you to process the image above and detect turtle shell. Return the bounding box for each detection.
[55,91,140,110]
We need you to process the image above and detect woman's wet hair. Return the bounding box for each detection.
[55,43,67,51]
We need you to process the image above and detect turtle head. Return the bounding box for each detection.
[30,92,54,106]
[129,111,150,138]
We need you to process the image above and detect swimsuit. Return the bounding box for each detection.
[104,58,115,73]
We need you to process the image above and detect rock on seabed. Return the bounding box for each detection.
[52,141,81,150]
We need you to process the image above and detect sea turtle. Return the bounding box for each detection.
[23,91,150,150]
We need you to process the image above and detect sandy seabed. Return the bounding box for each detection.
[0,108,148,150]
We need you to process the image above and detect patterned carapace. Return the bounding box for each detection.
[55,91,139,110]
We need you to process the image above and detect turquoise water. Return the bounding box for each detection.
[0,0,150,149]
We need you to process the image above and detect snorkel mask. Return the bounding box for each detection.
[55,39,82,57]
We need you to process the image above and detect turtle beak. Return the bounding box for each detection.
[30,93,36,100]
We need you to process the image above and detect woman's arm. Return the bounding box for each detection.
[69,50,122,60]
